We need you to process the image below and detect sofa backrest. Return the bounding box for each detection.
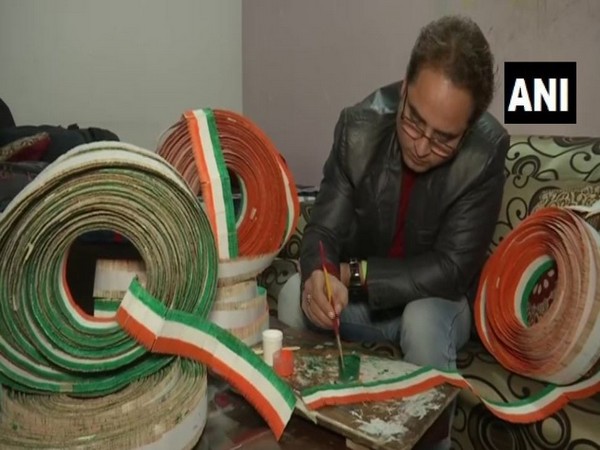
[506,135,600,182]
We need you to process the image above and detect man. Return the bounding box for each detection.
[298,15,508,449]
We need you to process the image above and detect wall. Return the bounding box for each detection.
[243,0,600,185]
[0,0,242,150]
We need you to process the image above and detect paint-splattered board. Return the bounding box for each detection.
[280,327,458,450]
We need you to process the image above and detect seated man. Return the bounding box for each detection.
[298,15,509,450]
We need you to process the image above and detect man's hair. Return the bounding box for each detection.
[406,15,495,123]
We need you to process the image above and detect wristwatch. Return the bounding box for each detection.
[348,258,362,289]
[348,258,365,300]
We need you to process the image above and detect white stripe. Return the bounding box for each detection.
[209,301,266,328]
[476,282,491,348]
[192,110,231,259]
[218,253,277,282]
[94,310,117,319]
[159,319,294,419]
[235,178,248,229]
[119,290,166,338]
[58,263,119,331]
[215,280,257,303]
[93,259,146,298]
[561,368,600,394]
[277,162,296,244]
[481,389,563,416]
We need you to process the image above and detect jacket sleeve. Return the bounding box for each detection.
[365,134,509,310]
[300,110,354,281]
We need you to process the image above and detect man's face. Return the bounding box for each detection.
[397,67,474,173]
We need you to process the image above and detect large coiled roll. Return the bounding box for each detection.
[476,206,600,385]
[0,141,217,395]
[157,108,299,264]
[0,360,207,449]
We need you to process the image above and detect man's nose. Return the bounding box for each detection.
[414,135,431,157]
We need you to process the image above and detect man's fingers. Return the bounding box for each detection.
[302,282,334,330]
[312,306,334,329]
[309,288,334,328]
[302,295,332,329]
[301,284,320,327]
[302,269,349,329]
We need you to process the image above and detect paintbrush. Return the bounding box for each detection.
[319,240,345,370]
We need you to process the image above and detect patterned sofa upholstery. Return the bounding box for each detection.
[258,136,600,450]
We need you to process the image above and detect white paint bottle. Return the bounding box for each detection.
[262,329,283,366]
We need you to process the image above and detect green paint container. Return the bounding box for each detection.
[338,354,361,382]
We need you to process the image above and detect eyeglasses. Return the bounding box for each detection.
[399,94,466,158]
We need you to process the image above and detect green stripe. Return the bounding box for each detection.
[483,383,557,408]
[204,108,239,258]
[94,299,120,312]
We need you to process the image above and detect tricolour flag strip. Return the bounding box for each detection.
[116,277,296,440]
[157,107,300,270]
[300,363,600,424]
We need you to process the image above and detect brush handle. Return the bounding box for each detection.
[319,240,345,363]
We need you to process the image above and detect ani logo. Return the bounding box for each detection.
[504,62,576,124]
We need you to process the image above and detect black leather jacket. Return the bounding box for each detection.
[300,81,509,310]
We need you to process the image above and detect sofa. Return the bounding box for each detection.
[259,135,600,450]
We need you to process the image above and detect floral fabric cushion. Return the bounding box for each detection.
[532,184,600,211]
[533,183,600,230]
[505,136,600,182]
[258,199,312,316]
[490,176,592,254]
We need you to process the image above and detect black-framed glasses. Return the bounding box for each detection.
[399,94,466,158]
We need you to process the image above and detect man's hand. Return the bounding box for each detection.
[301,269,349,330]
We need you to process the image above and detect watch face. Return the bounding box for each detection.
[350,262,362,287]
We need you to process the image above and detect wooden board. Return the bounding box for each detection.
[280,327,458,450]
